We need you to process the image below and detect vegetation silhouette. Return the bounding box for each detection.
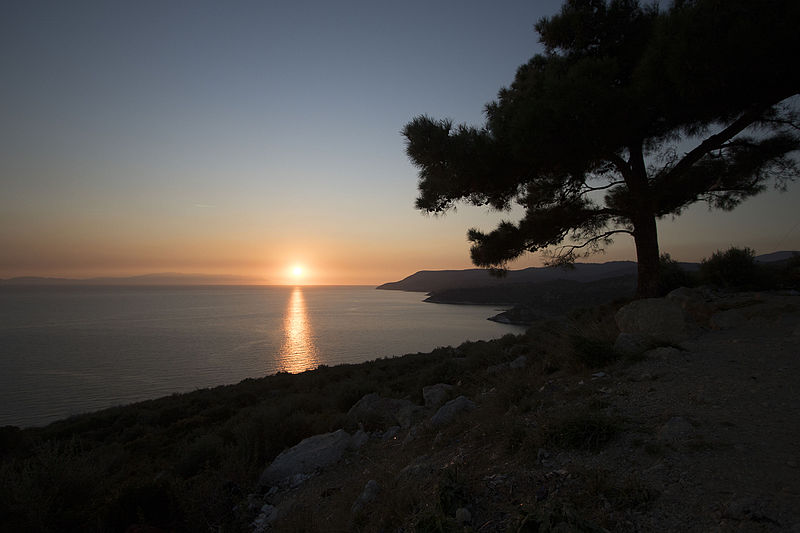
[403,0,800,297]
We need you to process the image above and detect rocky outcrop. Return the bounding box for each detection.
[614,297,700,355]
[347,393,422,430]
[509,355,528,369]
[430,396,476,427]
[351,479,380,515]
[487,355,528,374]
[258,429,364,488]
[666,286,713,325]
[614,333,660,356]
[709,308,748,329]
[422,384,453,409]
[615,288,800,355]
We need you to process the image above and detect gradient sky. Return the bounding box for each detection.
[2,0,798,285]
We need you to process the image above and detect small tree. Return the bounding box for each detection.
[403,0,799,297]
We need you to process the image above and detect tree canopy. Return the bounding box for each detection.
[403,0,800,297]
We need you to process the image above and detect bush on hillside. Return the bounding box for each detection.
[761,253,800,289]
[698,247,759,289]
[783,254,800,287]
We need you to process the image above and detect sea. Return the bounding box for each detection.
[0,285,524,428]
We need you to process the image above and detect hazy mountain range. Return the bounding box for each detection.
[1,251,795,287]
[378,261,653,293]
[376,251,797,294]
[0,273,262,286]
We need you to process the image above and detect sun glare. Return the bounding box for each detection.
[291,265,303,278]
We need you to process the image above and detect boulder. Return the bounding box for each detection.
[643,346,683,360]
[666,287,713,325]
[430,396,476,427]
[614,333,658,356]
[509,355,528,369]
[422,383,453,409]
[350,429,369,449]
[398,455,434,480]
[347,393,422,429]
[252,503,278,532]
[259,429,354,487]
[381,426,401,440]
[614,298,699,354]
[351,479,380,514]
[710,308,748,330]
[487,362,509,374]
[455,507,472,525]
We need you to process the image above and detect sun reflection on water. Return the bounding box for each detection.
[279,287,318,373]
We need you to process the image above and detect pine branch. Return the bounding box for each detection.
[661,103,775,184]
[555,229,634,253]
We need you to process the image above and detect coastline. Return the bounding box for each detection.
[0,285,522,428]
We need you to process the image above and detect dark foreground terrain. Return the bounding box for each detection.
[2,286,799,532]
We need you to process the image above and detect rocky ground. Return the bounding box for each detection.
[251,290,800,532]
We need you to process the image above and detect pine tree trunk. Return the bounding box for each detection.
[633,214,660,298]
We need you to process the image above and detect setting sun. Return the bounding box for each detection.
[291,265,304,278]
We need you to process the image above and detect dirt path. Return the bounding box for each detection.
[601,292,800,531]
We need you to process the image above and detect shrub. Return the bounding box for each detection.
[783,253,800,288]
[698,247,758,288]
[766,252,800,289]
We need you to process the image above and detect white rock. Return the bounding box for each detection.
[430,396,476,427]
[616,298,698,343]
[666,287,712,324]
[614,298,700,355]
[252,504,278,532]
[422,383,453,409]
[486,362,509,374]
[350,429,369,449]
[382,426,401,440]
[509,355,528,369]
[643,346,683,359]
[347,393,422,429]
[258,429,353,487]
[351,479,380,514]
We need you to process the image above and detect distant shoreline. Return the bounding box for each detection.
[0,280,374,288]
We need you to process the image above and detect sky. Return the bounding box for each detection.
[2,0,798,285]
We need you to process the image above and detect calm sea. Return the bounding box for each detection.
[0,285,523,427]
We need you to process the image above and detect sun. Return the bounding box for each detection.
[291,265,304,278]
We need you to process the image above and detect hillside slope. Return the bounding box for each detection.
[265,290,800,532]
